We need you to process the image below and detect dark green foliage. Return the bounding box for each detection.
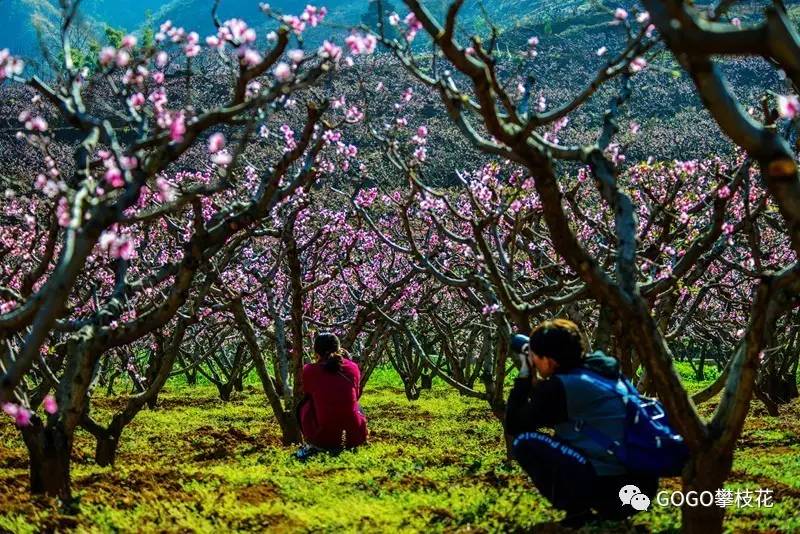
[104,25,125,48]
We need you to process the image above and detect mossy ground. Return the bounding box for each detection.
[0,364,798,533]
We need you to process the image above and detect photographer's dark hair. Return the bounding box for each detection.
[528,319,586,370]
[314,332,342,373]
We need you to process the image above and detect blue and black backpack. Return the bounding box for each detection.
[570,368,690,477]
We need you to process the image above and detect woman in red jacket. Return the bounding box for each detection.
[298,332,368,450]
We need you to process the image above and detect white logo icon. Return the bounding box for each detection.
[619,484,651,511]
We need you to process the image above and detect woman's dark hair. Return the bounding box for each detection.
[528,319,586,370]
[314,332,342,373]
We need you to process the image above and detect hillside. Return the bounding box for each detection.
[1,0,797,168]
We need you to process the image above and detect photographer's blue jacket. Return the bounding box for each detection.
[504,351,627,476]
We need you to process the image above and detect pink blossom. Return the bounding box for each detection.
[2,403,18,418]
[121,156,138,170]
[722,222,734,235]
[331,95,346,108]
[155,177,176,202]
[354,188,378,207]
[152,71,165,84]
[15,407,32,426]
[614,8,628,21]
[636,12,650,23]
[26,116,48,132]
[121,34,137,49]
[301,5,327,27]
[731,17,741,28]
[43,394,57,415]
[482,303,500,315]
[100,231,135,259]
[206,35,222,49]
[212,152,233,166]
[777,94,800,119]
[116,50,131,68]
[99,231,117,251]
[323,130,342,143]
[208,133,226,153]
[105,167,124,188]
[129,92,145,109]
[241,48,263,67]
[526,36,539,58]
[170,113,186,143]
[345,33,377,55]
[404,12,422,31]
[3,402,32,426]
[717,185,731,199]
[404,12,422,41]
[57,197,70,227]
[0,50,24,79]
[156,51,169,68]
[100,47,116,66]
[274,62,292,81]
[114,238,135,260]
[318,40,342,61]
[630,56,647,72]
[184,43,201,57]
[388,12,400,26]
[345,106,364,123]
[283,15,307,35]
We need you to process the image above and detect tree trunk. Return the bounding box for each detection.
[217,382,233,402]
[233,300,303,445]
[281,412,303,444]
[593,305,613,352]
[420,372,433,389]
[404,383,420,400]
[94,427,123,467]
[146,393,159,410]
[681,449,731,534]
[21,420,72,503]
[186,368,197,385]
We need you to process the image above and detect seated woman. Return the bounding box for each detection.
[298,332,367,451]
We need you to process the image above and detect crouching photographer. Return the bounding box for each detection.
[505,319,687,527]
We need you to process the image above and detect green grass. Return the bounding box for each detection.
[1,368,798,533]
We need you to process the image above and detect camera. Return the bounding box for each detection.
[510,334,530,355]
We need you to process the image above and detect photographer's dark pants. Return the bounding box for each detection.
[511,432,658,519]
